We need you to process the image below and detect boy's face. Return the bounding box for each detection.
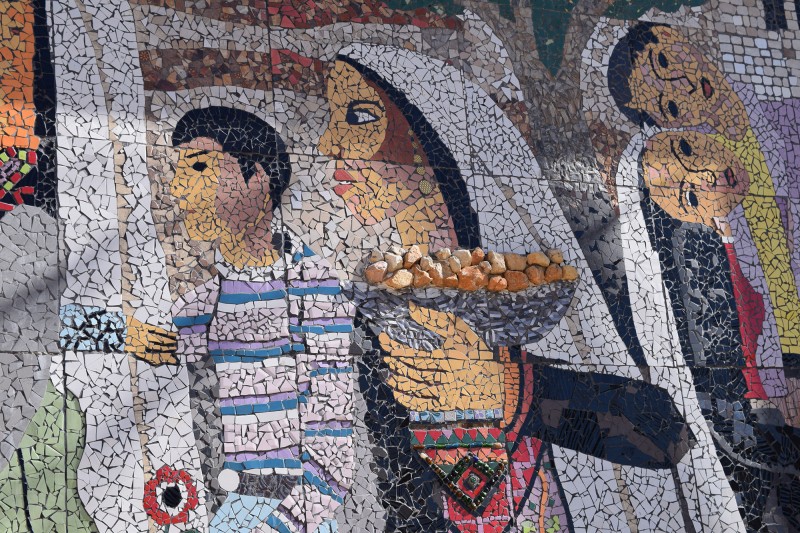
[171,137,272,244]
[642,131,749,228]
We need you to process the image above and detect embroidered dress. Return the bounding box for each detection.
[174,242,354,533]
[407,357,568,533]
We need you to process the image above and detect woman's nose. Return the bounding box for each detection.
[318,129,339,157]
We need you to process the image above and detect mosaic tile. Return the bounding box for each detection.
[1,0,800,532]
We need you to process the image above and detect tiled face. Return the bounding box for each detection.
[319,60,388,161]
[171,137,273,245]
[7,2,800,533]
[318,59,456,254]
[319,60,409,226]
[627,25,748,140]
[642,131,749,229]
[172,138,227,242]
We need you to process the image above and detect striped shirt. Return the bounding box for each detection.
[174,242,355,532]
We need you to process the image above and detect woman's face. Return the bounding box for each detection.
[318,60,418,226]
[642,131,749,228]
[627,25,748,140]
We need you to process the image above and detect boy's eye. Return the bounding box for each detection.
[679,139,692,157]
[192,161,208,172]
[685,190,699,208]
[658,52,669,68]
[346,106,379,125]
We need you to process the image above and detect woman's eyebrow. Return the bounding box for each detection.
[184,149,210,159]
[349,99,385,111]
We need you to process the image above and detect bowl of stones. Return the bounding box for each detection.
[347,246,579,349]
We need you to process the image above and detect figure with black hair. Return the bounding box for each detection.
[607,22,749,140]
[630,129,800,531]
[317,53,694,533]
[609,26,800,529]
[170,106,355,533]
[609,22,800,374]
[171,106,292,269]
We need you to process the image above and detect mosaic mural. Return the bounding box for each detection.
[1,0,800,531]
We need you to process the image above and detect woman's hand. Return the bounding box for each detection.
[125,316,178,366]
[378,302,504,412]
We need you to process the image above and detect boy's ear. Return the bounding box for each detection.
[248,160,271,188]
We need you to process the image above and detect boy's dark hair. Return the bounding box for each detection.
[608,22,666,127]
[172,106,290,213]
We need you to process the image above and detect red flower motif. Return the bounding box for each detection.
[143,465,199,526]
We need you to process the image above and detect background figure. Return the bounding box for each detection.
[609,21,800,399]
[636,131,800,530]
[170,106,355,533]
[292,43,722,533]
[609,23,800,530]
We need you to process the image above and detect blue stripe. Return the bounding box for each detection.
[173,314,212,327]
[210,344,291,358]
[289,324,353,334]
[303,471,344,504]
[305,428,353,438]
[287,286,341,296]
[266,515,292,533]
[310,366,353,377]
[220,398,298,416]
[303,245,316,257]
[211,343,303,363]
[223,459,303,472]
[289,325,325,334]
[219,289,286,304]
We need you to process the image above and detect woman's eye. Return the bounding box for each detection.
[346,106,379,125]
[685,190,699,208]
[192,161,208,172]
[679,139,693,157]
[658,52,669,68]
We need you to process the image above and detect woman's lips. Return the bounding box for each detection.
[333,168,357,196]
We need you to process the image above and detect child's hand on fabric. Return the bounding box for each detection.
[125,316,178,366]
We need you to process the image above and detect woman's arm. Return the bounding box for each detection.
[510,363,692,469]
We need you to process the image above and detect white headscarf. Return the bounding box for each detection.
[340,42,641,372]
[340,42,746,532]
[616,132,746,532]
